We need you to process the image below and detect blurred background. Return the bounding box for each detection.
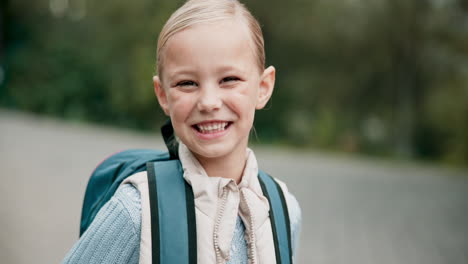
[1,0,468,263]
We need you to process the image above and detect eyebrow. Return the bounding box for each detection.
[215,65,247,75]
[166,68,196,80]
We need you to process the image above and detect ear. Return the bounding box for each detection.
[256,66,275,109]
[153,75,170,116]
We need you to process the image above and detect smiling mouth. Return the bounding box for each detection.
[192,121,233,134]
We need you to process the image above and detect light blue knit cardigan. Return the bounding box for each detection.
[63,183,301,263]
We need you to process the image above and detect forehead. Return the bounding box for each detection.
[161,19,258,76]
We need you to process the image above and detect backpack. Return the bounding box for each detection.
[80,120,293,264]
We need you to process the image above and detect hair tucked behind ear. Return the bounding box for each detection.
[156,0,265,76]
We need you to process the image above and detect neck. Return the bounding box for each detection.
[194,149,247,184]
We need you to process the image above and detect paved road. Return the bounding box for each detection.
[1,110,467,264]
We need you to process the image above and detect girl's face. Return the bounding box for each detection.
[154,19,275,163]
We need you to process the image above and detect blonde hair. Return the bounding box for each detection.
[156,0,265,76]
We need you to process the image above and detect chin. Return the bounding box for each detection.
[191,145,232,160]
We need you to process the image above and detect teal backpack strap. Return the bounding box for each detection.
[146,160,197,264]
[258,171,292,264]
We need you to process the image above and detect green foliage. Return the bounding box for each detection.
[2,0,468,166]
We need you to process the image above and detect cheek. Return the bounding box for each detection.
[167,91,195,121]
[227,85,258,121]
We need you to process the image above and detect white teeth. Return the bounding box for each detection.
[196,122,228,133]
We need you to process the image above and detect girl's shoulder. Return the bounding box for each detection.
[272,178,302,221]
[114,183,142,227]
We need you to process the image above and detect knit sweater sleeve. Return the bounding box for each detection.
[62,184,142,264]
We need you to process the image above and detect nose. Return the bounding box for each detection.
[197,86,222,112]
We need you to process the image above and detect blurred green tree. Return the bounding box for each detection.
[2,0,467,166]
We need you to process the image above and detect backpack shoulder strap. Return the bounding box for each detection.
[258,170,292,264]
[146,160,197,264]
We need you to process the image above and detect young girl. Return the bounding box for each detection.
[63,0,301,263]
